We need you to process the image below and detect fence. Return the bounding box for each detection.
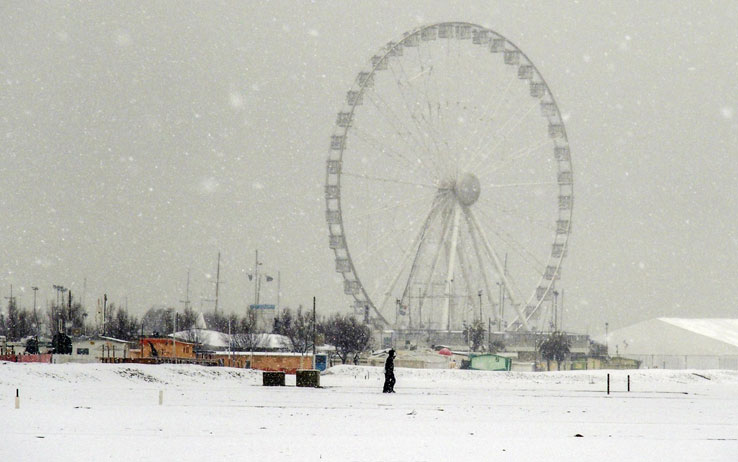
[0,354,52,363]
[624,354,738,370]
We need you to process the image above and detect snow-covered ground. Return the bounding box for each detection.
[1,362,737,461]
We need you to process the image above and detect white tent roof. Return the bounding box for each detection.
[607,318,738,356]
[659,318,738,349]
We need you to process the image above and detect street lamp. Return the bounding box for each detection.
[553,290,559,332]
[477,290,483,322]
[605,322,609,356]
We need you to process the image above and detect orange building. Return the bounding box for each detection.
[199,351,314,373]
[130,338,196,360]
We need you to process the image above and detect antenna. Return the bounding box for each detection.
[179,268,192,311]
[214,252,221,313]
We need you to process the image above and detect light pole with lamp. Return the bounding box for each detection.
[605,322,609,356]
[477,290,483,322]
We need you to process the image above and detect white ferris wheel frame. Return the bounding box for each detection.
[325,22,574,332]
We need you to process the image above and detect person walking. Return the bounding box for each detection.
[383,349,396,393]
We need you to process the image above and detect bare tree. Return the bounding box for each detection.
[463,320,487,352]
[273,306,315,353]
[319,314,372,364]
[231,311,259,351]
[539,331,571,371]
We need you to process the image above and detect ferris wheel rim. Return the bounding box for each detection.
[325,22,574,330]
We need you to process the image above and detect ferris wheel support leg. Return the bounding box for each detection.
[455,242,485,326]
[376,197,445,327]
[416,200,454,330]
[463,206,531,331]
[463,219,500,326]
[441,203,462,332]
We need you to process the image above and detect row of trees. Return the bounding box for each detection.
[273,308,372,363]
[1,297,375,363]
[0,297,142,342]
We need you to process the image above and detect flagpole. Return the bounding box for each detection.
[277,271,281,310]
[254,249,259,305]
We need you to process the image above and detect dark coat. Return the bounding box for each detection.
[384,354,394,374]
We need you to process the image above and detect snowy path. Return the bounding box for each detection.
[1,363,737,461]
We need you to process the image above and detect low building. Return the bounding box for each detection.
[131,337,196,360]
[198,351,314,373]
[51,336,131,363]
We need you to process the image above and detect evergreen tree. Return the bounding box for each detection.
[538,331,571,371]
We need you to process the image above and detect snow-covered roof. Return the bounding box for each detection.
[211,351,309,357]
[659,318,738,349]
[252,333,291,350]
[171,330,291,350]
[171,329,230,347]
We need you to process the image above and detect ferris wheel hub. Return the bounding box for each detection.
[454,172,481,206]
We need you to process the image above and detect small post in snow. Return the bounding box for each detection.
[607,374,610,395]
[627,374,630,392]
[159,390,163,406]
[15,389,19,409]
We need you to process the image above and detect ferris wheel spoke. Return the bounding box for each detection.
[463,206,531,330]
[413,45,449,167]
[362,91,438,169]
[461,70,519,169]
[363,90,445,182]
[487,181,559,188]
[476,197,557,234]
[348,193,434,221]
[351,204,431,268]
[475,206,548,273]
[342,171,437,189]
[476,137,551,179]
[466,97,542,173]
[388,60,453,180]
[351,125,436,182]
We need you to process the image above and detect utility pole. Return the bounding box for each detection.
[214,252,221,314]
[31,287,39,335]
[254,250,261,305]
[552,290,559,331]
[180,268,192,312]
[103,294,107,337]
[560,289,565,331]
[312,297,316,356]
[478,289,483,322]
[418,287,423,329]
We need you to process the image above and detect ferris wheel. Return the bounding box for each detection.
[325,23,573,332]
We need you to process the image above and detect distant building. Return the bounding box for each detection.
[606,318,738,369]
[52,336,131,363]
[249,304,276,332]
[198,351,313,372]
[131,337,196,360]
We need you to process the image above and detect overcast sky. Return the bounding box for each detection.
[1,1,737,334]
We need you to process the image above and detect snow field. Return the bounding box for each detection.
[1,363,737,461]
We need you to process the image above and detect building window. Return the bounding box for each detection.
[77,348,90,355]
